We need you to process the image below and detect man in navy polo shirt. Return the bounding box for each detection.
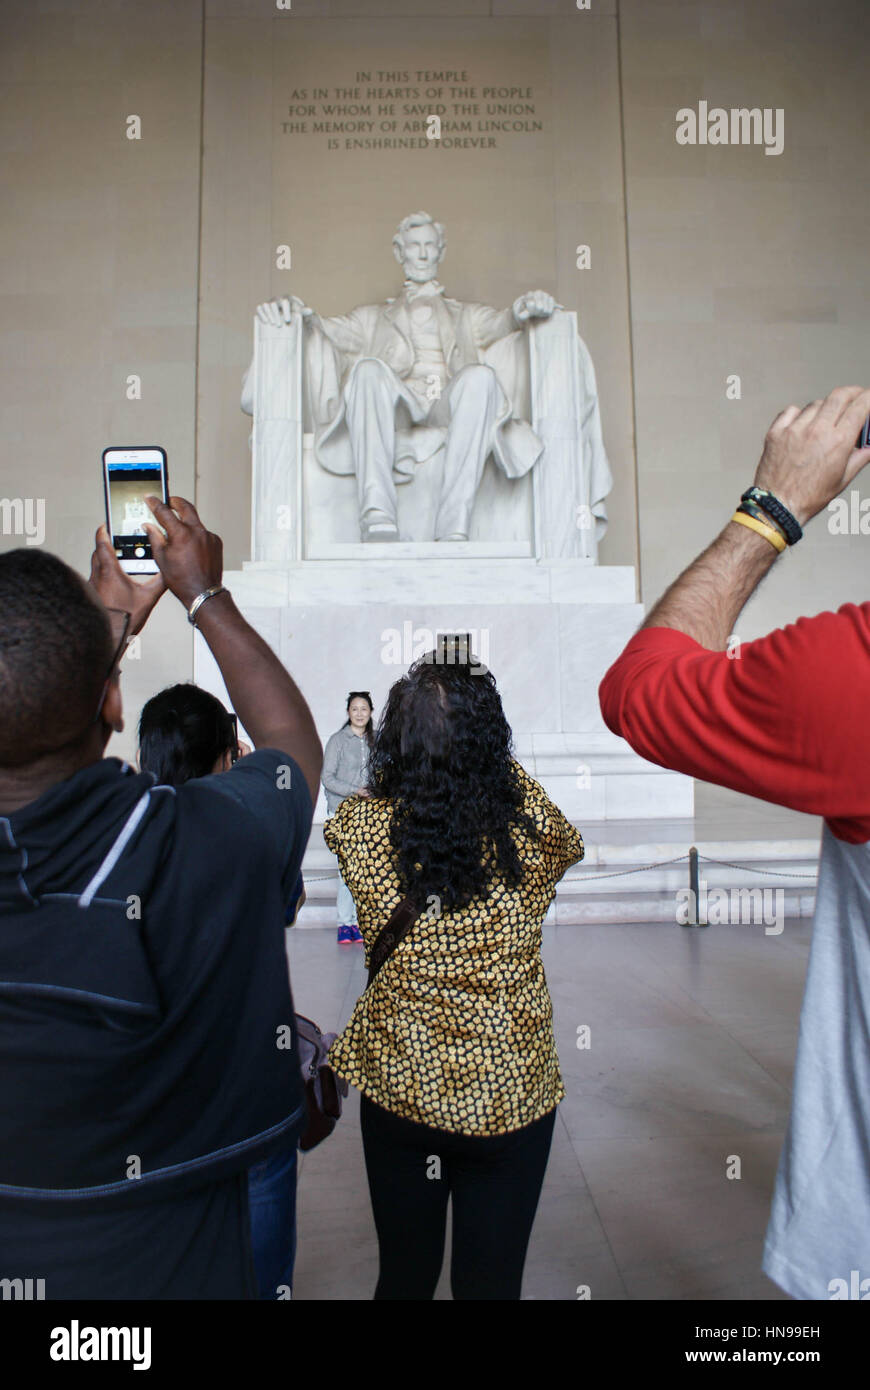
[0,495,321,1299]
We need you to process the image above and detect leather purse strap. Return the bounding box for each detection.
[367,896,419,985]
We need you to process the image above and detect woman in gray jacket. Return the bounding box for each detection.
[322,691,374,943]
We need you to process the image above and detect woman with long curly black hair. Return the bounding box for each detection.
[324,638,584,1300]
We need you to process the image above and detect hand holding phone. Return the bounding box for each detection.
[88,524,167,637]
[141,494,224,610]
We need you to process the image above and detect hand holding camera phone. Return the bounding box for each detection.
[102,446,169,575]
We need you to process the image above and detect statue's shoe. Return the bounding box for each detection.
[437,532,468,542]
[361,517,399,542]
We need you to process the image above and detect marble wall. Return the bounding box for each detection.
[0,0,204,757]
[620,0,870,631]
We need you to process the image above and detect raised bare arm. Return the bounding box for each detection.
[144,495,322,804]
[642,386,870,648]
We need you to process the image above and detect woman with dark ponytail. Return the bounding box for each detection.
[138,683,239,783]
[324,639,584,1300]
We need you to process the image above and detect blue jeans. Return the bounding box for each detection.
[247,1143,298,1299]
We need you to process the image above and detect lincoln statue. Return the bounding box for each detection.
[241,211,575,543]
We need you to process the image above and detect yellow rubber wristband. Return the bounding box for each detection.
[730,510,787,553]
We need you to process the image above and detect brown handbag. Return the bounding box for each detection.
[295,1013,348,1153]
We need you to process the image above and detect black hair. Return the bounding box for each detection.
[368,644,538,912]
[138,683,237,786]
[344,689,375,750]
[0,549,113,767]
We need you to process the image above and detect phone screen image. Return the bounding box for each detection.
[102,448,168,570]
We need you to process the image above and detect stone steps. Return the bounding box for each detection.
[295,827,820,928]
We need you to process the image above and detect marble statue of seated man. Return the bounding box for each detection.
[247,210,558,542]
[119,497,150,537]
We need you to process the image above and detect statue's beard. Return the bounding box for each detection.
[403,264,440,282]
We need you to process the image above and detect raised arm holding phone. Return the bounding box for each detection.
[141,493,321,804]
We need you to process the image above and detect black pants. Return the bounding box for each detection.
[360,1094,556,1300]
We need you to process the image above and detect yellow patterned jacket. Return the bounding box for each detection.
[324,762,584,1136]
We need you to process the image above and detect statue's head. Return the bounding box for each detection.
[392,212,446,283]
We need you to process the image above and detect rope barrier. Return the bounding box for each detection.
[303,851,817,888]
[697,853,817,881]
[561,853,690,884]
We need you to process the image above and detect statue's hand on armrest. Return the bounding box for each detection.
[512,290,558,323]
[256,296,315,326]
[242,296,316,415]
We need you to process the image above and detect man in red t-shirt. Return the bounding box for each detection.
[599,385,870,1300]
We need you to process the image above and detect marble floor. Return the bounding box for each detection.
[286,902,810,1301]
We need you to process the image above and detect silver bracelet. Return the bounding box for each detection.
[187,585,226,626]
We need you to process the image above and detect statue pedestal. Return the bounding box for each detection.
[193,554,694,824]
[305,540,533,561]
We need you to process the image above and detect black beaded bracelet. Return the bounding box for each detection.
[738,498,787,539]
[740,487,803,545]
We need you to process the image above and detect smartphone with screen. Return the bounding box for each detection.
[102,446,169,575]
[228,713,240,764]
[858,417,870,450]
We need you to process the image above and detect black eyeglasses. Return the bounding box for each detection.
[93,608,131,724]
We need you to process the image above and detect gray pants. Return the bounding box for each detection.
[342,357,503,539]
[336,870,357,927]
